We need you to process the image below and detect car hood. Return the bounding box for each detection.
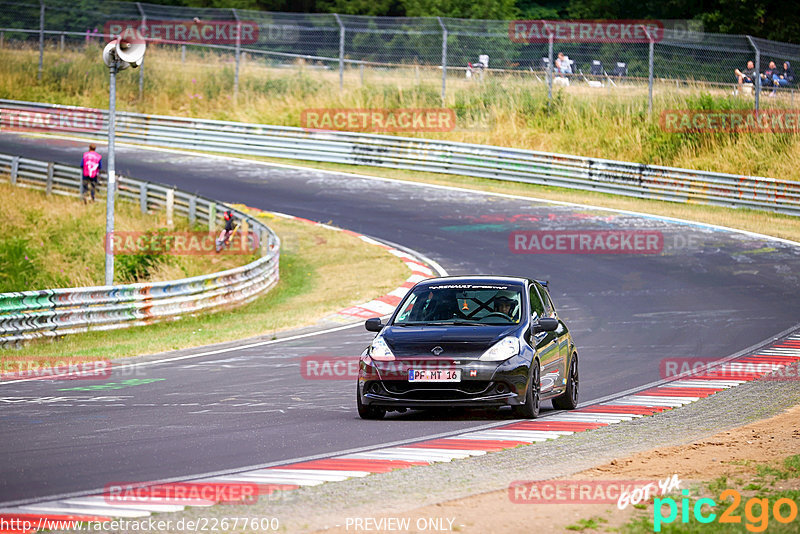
[381,325,517,359]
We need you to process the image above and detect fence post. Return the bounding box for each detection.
[181,44,185,63]
[38,1,45,81]
[45,162,53,195]
[208,202,216,232]
[359,63,363,86]
[747,35,760,115]
[334,13,344,91]
[166,188,174,228]
[139,182,147,213]
[136,2,146,100]
[189,195,197,226]
[1,31,4,50]
[437,17,447,105]
[10,156,19,186]
[232,8,241,101]
[641,25,654,116]
[60,32,64,51]
[547,32,553,104]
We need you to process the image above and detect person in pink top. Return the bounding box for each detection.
[81,144,102,203]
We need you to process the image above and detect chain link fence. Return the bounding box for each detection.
[3,1,800,113]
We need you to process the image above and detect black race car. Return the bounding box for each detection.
[357,276,578,419]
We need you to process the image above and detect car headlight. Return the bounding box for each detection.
[479,337,520,362]
[369,336,395,361]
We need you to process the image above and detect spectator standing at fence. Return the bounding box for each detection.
[81,144,102,204]
[734,60,757,93]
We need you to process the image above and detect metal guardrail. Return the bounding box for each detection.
[0,152,280,346]
[2,98,798,216]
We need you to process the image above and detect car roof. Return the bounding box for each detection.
[415,275,528,287]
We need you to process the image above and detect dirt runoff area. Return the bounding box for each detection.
[317,404,800,534]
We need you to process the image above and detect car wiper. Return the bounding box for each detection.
[445,319,489,326]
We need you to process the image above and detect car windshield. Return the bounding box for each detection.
[393,283,523,326]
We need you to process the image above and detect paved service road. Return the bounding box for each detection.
[2,135,800,504]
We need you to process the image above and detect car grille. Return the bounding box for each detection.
[381,380,494,399]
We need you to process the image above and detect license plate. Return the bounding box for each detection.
[408,369,461,382]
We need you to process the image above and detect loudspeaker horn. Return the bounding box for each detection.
[116,36,146,67]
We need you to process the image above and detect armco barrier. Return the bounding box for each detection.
[0,152,280,346]
[2,99,799,216]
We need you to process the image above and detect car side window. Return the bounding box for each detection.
[535,283,555,317]
[529,285,545,320]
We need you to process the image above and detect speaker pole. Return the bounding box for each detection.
[104,60,117,286]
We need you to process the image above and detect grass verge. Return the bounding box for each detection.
[6,212,409,360]
[621,455,800,533]
[3,45,800,179]
[0,182,253,291]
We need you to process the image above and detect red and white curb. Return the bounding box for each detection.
[3,334,798,532]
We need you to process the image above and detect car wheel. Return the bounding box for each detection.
[513,361,540,419]
[553,353,579,410]
[357,384,385,420]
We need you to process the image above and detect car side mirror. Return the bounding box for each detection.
[365,317,384,332]
[532,317,558,333]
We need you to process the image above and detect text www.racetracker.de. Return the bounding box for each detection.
[0,517,280,532]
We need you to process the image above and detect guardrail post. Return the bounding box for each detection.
[208,202,216,232]
[139,182,147,213]
[437,17,447,105]
[166,188,174,228]
[189,195,197,226]
[45,162,53,195]
[334,14,344,91]
[10,157,18,186]
[240,219,249,251]
[747,35,760,115]
[38,1,45,81]
[232,8,241,101]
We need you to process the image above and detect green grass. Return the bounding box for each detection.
[3,45,800,180]
[566,517,607,531]
[620,457,800,533]
[0,183,252,290]
[7,213,409,360]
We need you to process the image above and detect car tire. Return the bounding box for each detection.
[357,384,386,420]
[553,353,579,410]
[513,361,540,419]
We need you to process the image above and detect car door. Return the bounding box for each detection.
[535,282,568,392]
[529,283,559,395]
